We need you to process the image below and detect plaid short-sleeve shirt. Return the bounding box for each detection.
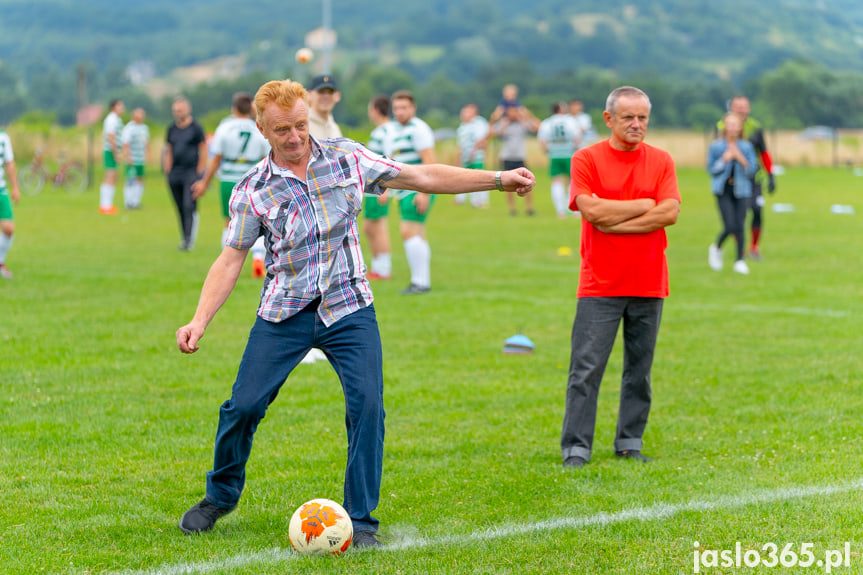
[226,137,402,326]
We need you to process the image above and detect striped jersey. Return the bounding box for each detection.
[538,113,582,159]
[226,136,403,326]
[121,121,150,165]
[367,122,395,157]
[389,117,434,165]
[456,116,489,166]
[210,116,270,183]
[0,131,13,189]
[102,112,124,153]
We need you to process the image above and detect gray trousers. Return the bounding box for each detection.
[561,297,664,462]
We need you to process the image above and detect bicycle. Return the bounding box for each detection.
[18,148,88,196]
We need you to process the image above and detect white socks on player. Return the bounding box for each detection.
[189,211,200,249]
[0,233,13,264]
[100,184,115,210]
[404,235,430,288]
[123,180,143,209]
[551,180,567,217]
[371,253,392,278]
[470,190,489,208]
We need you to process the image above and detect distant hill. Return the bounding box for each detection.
[1,0,862,85]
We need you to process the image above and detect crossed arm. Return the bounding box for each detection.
[576,194,680,234]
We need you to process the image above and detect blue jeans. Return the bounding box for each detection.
[205,302,385,533]
[561,297,663,462]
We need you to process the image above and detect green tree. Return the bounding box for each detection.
[0,63,27,125]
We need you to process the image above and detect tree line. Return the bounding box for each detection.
[2,58,862,134]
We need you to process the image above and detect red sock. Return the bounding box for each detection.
[751,227,761,248]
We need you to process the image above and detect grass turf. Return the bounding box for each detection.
[1,164,862,574]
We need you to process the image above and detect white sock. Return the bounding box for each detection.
[100,184,115,209]
[0,233,12,264]
[372,253,392,277]
[122,181,132,207]
[454,193,466,205]
[471,190,489,207]
[133,180,144,207]
[221,227,231,248]
[189,211,200,248]
[404,236,430,288]
[551,180,567,216]
[251,236,266,261]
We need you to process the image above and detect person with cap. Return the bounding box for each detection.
[307,74,342,139]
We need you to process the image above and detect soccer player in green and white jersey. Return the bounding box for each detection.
[99,99,125,214]
[0,129,21,278]
[121,108,150,209]
[538,102,583,218]
[192,93,270,274]
[363,94,396,281]
[455,103,490,208]
[389,90,436,295]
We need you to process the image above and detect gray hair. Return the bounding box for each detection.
[605,86,651,116]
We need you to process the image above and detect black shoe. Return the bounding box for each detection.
[615,450,652,463]
[526,210,536,216]
[400,284,430,295]
[563,455,587,468]
[178,498,236,534]
[353,530,383,548]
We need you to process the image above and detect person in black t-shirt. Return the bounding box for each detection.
[164,97,207,250]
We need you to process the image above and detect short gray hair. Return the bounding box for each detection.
[605,86,651,116]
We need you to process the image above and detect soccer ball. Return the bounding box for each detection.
[295,47,314,64]
[289,498,353,555]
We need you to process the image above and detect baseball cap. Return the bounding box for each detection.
[308,75,338,91]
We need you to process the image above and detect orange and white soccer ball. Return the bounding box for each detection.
[289,498,353,555]
[295,47,314,64]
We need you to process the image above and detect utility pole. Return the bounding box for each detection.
[321,0,332,74]
[77,65,94,189]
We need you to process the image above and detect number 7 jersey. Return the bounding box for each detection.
[211,116,271,183]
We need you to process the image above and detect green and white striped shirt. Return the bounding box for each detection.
[0,131,13,189]
[538,113,582,160]
[121,121,150,165]
[456,116,489,166]
[211,116,271,183]
[102,112,123,153]
[389,117,435,166]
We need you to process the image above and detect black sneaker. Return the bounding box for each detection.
[400,284,430,295]
[178,498,236,534]
[615,450,652,463]
[353,530,383,549]
[563,455,587,468]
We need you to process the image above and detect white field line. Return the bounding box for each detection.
[675,303,852,318]
[101,477,863,575]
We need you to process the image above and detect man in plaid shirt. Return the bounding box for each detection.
[175,78,535,547]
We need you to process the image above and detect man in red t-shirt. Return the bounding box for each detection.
[561,86,681,469]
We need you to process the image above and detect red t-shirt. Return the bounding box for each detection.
[570,140,680,298]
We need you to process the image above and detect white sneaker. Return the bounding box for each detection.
[733,260,750,275]
[708,244,723,271]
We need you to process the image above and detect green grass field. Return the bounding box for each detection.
[2,164,862,574]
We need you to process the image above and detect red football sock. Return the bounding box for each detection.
[751,227,761,248]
